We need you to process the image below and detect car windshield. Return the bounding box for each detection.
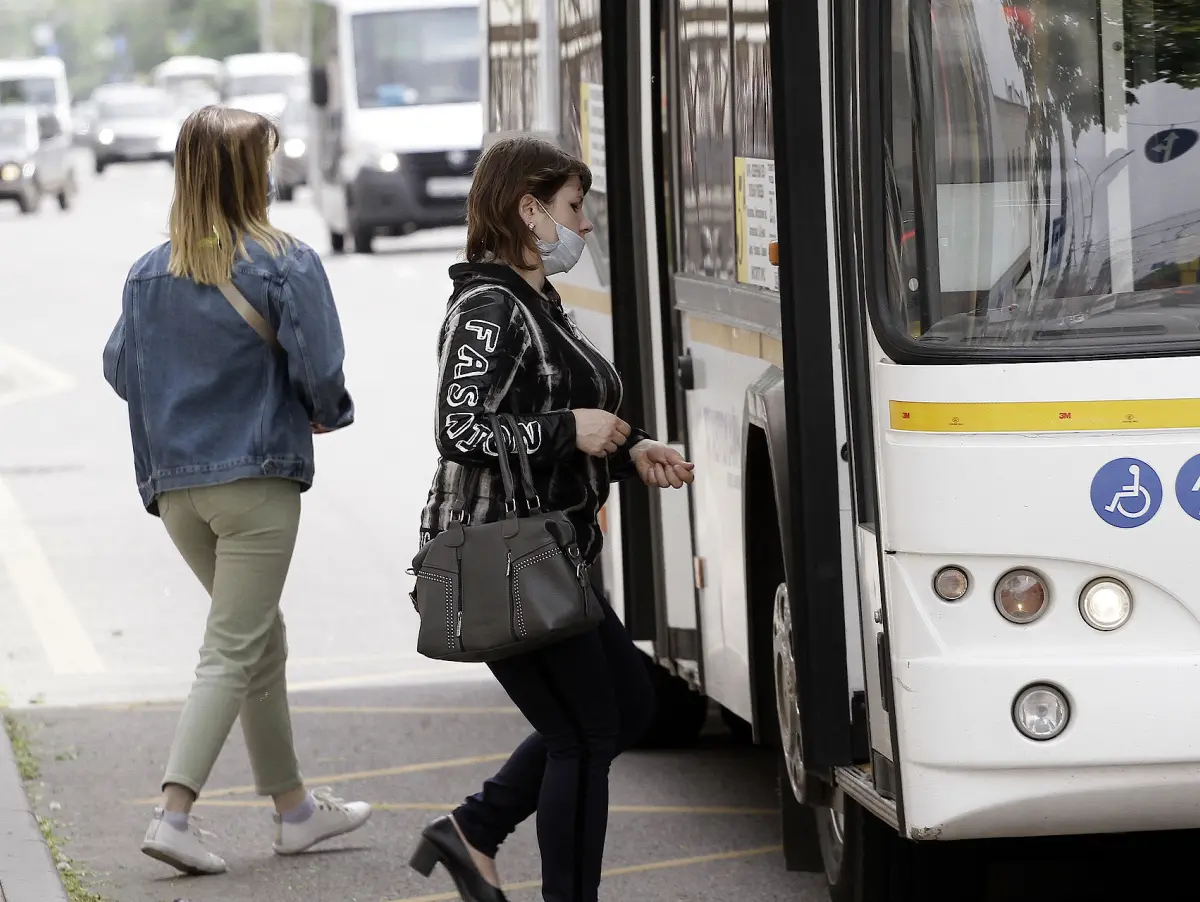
[226,74,301,97]
[885,0,1200,355]
[352,7,481,108]
[98,95,173,119]
[0,77,56,106]
[0,117,30,145]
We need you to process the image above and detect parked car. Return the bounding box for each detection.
[0,105,75,214]
[90,85,180,174]
[274,97,309,202]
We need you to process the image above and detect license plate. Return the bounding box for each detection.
[426,176,472,198]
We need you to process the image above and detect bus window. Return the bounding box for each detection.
[885,0,1200,355]
[487,0,540,131]
[678,0,736,282]
[352,6,481,109]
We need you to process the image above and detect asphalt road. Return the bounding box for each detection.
[0,153,1192,902]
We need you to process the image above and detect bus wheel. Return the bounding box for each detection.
[773,581,823,872]
[833,797,985,902]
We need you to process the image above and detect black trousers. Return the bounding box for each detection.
[453,594,656,902]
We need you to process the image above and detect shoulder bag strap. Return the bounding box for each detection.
[501,413,542,513]
[217,282,280,350]
[487,413,521,517]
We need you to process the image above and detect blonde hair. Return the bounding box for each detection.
[168,105,292,285]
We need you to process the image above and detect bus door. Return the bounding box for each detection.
[483,1,700,677]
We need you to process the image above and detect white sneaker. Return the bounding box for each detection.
[273,787,372,856]
[140,808,227,875]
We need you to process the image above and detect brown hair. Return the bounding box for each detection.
[168,105,291,285]
[465,136,592,270]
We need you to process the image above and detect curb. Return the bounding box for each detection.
[0,720,68,902]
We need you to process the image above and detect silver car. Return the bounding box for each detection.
[90,85,180,174]
[0,105,75,214]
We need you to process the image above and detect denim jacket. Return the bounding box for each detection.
[102,237,353,514]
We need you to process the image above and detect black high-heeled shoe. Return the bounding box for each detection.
[409,816,509,902]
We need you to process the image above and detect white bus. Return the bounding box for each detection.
[221,51,308,118]
[307,0,483,253]
[484,0,1200,897]
[152,55,222,100]
[0,57,71,134]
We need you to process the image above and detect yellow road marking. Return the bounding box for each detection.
[184,799,778,816]
[890,397,1200,433]
[384,846,782,902]
[126,753,511,804]
[98,704,518,715]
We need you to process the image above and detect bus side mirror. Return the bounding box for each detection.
[310,67,329,108]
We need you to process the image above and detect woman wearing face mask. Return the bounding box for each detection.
[102,105,370,875]
[407,137,694,902]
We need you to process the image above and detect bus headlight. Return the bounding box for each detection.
[1013,683,1070,741]
[377,151,400,172]
[994,569,1048,623]
[283,138,306,159]
[933,566,969,601]
[97,128,114,145]
[1079,578,1132,631]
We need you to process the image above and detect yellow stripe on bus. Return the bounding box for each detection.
[889,398,1200,433]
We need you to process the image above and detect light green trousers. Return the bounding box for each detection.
[158,478,305,798]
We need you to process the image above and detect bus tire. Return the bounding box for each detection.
[778,752,823,872]
[631,651,708,749]
[832,797,984,902]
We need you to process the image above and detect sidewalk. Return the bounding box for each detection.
[8,680,808,902]
[0,713,68,902]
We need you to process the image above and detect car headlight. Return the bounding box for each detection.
[377,151,400,172]
[97,128,114,145]
[283,138,306,159]
[1079,578,1132,631]
[0,163,21,181]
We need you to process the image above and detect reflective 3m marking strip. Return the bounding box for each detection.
[889,399,1200,433]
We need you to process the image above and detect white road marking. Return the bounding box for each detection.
[0,474,104,675]
[0,342,75,408]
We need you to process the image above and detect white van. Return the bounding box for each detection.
[307,0,482,253]
[221,52,308,119]
[0,57,71,135]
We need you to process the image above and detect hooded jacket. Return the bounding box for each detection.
[419,262,650,564]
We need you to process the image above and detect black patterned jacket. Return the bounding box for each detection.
[419,262,650,563]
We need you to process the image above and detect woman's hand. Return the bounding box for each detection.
[630,441,695,488]
[573,409,632,457]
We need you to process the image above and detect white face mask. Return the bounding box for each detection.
[534,201,586,276]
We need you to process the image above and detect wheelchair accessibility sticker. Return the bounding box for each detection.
[1174,455,1200,521]
[1091,458,1162,527]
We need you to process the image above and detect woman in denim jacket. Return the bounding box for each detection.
[102,105,371,875]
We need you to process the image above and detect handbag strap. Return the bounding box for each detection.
[501,413,542,513]
[218,282,279,349]
[488,413,522,517]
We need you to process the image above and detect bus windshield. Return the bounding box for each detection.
[351,6,481,109]
[887,0,1200,355]
[0,77,56,107]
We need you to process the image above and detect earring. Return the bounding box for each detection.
[527,221,535,231]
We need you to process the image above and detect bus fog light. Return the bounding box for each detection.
[1079,578,1132,631]
[1013,684,1069,740]
[994,569,1048,623]
[933,566,969,601]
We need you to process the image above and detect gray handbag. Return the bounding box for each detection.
[410,413,604,663]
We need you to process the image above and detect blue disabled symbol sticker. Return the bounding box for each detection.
[1174,454,1200,521]
[1090,458,1162,528]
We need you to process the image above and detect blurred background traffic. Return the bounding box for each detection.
[0,0,481,251]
